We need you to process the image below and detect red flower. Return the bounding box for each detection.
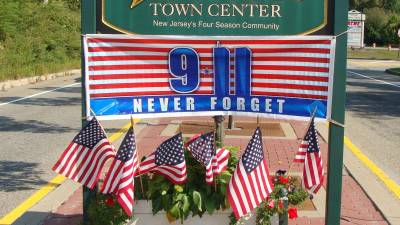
[267,199,275,209]
[105,196,115,206]
[288,208,298,219]
[279,176,289,184]
[278,200,284,209]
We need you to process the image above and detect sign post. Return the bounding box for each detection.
[80,0,349,224]
[81,0,96,223]
[325,0,348,224]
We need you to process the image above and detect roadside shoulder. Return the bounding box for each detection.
[0,69,80,91]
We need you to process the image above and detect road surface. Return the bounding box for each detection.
[0,75,82,217]
[345,67,400,184]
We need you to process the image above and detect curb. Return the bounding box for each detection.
[0,69,80,91]
[11,179,80,225]
[385,68,400,76]
[347,57,397,61]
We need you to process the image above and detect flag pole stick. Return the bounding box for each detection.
[131,115,146,198]
[214,132,218,192]
[89,107,97,117]
[287,107,318,177]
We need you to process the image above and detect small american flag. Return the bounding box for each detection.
[52,117,115,189]
[297,116,324,193]
[187,132,230,185]
[293,139,308,163]
[138,133,187,184]
[100,126,138,216]
[227,128,273,219]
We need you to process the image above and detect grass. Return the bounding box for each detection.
[347,48,400,60]
[0,1,81,82]
[385,67,400,76]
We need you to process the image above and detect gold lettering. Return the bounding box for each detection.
[271,5,282,17]
[245,4,257,17]
[190,4,203,16]
[162,4,174,16]
[208,4,219,16]
[149,3,161,16]
[259,5,269,17]
[232,4,244,17]
[220,4,230,16]
[174,4,190,16]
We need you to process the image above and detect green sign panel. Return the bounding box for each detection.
[101,0,328,35]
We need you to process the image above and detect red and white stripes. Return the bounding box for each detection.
[228,159,273,219]
[137,153,187,184]
[53,139,115,189]
[84,35,334,100]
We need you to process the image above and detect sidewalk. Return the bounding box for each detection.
[347,59,400,71]
[35,116,393,225]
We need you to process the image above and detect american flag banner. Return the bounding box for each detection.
[100,126,138,216]
[83,34,336,121]
[52,117,115,189]
[187,132,230,185]
[297,115,324,193]
[137,133,187,184]
[293,111,317,163]
[227,128,274,219]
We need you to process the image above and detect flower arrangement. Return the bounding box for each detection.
[254,170,309,225]
[134,146,240,223]
[86,194,131,225]
[92,142,309,225]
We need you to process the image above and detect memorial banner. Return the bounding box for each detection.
[84,34,335,120]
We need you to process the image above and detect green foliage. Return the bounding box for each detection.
[347,48,399,60]
[138,146,240,223]
[0,27,6,42]
[350,0,400,46]
[254,175,308,225]
[0,1,80,81]
[86,194,132,225]
[65,0,81,11]
[364,7,400,45]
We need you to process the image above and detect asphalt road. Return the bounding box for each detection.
[0,75,82,217]
[345,68,400,184]
[0,60,399,218]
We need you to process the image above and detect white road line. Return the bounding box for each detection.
[0,82,81,107]
[348,70,400,88]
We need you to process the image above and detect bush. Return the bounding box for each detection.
[364,7,400,46]
[140,146,240,223]
[65,0,81,11]
[0,1,80,81]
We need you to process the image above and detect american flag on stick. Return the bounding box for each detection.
[187,132,230,185]
[52,117,115,189]
[227,128,273,219]
[100,126,138,216]
[137,133,187,184]
[294,115,324,193]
